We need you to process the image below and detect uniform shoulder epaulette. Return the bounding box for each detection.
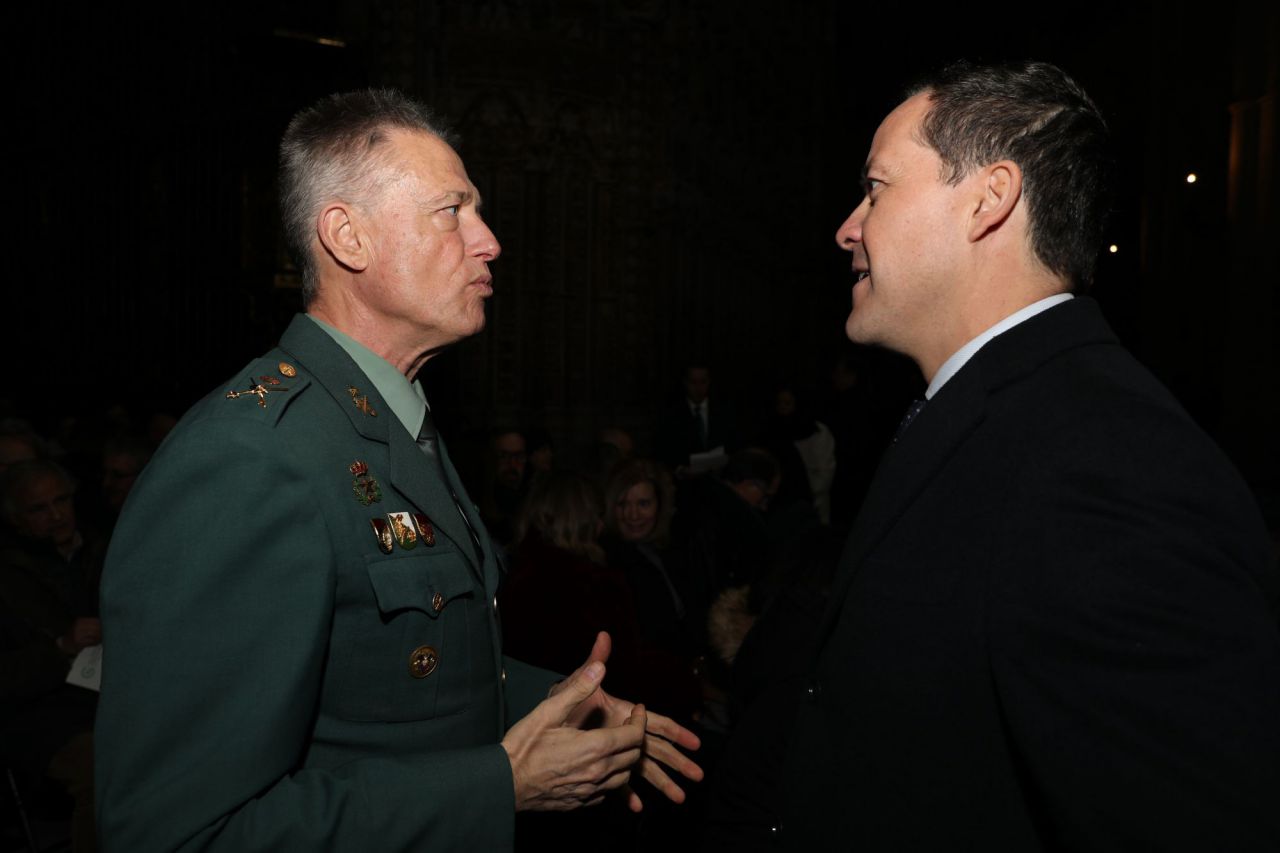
[218,352,311,427]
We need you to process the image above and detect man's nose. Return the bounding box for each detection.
[469,219,501,262]
[834,199,868,250]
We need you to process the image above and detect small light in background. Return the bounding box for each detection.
[1109,244,1119,254]
[1185,173,1198,184]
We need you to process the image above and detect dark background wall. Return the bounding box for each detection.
[7,2,1278,495]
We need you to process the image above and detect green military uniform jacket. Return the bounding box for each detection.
[96,314,554,851]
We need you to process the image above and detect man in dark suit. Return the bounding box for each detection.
[657,365,740,473]
[94,89,699,851]
[772,62,1280,850]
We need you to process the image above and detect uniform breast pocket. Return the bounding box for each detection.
[324,547,479,722]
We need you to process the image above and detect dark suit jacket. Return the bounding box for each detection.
[95,315,555,851]
[779,298,1280,851]
[656,399,740,468]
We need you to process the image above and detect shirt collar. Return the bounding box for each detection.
[926,293,1074,400]
[306,315,428,439]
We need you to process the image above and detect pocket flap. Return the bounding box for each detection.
[365,554,476,617]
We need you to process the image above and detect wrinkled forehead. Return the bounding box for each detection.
[378,128,478,196]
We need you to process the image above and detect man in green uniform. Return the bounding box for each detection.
[94,89,700,851]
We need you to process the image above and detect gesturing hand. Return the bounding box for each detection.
[555,632,705,812]
[502,658,649,811]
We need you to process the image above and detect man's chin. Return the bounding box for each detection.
[845,310,867,344]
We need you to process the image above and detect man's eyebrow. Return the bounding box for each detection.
[421,189,476,208]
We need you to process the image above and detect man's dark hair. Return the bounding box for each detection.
[908,61,1113,291]
[279,89,455,305]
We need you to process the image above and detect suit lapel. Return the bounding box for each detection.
[810,356,988,654]
[278,315,483,578]
[810,296,1120,657]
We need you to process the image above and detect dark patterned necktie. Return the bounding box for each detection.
[417,409,483,561]
[893,399,927,443]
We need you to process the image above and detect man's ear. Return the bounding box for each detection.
[317,202,371,273]
[968,160,1022,242]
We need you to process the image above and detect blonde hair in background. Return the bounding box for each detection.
[602,458,676,547]
[517,471,605,563]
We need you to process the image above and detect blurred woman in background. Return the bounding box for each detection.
[601,459,702,723]
[498,470,641,698]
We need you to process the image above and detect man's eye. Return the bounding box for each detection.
[442,205,460,216]
[864,180,883,206]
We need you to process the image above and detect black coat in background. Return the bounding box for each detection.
[776,298,1280,851]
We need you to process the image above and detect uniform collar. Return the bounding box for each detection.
[306,315,428,440]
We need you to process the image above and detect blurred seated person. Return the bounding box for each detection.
[480,428,530,547]
[1,459,101,853]
[766,385,836,525]
[598,426,634,460]
[668,450,778,721]
[498,471,642,701]
[591,426,635,491]
[100,434,153,529]
[674,449,778,602]
[0,420,44,474]
[656,365,740,475]
[602,459,702,722]
[525,427,556,476]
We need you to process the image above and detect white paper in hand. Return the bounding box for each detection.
[66,644,102,692]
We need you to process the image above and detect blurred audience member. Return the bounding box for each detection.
[766,386,836,525]
[598,426,635,460]
[1,459,101,852]
[100,435,153,524]
[592,426,635,491]
[0,419,44,474]
[499,471,642,698]
[602,459,702,723]
[657,365,740,475]
[820,348,909,536]
[525,427,556,475]
[480,429,530,547]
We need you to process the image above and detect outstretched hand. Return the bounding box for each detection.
[554,632,704,812]
[502,657,649,811]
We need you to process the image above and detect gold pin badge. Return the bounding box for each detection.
[350,460,382,505]
[225,377,290,409]
[279,362,297,378]
[411,512,436,547]
[347,386,377,417]
[387,511,418,550]
[369,517,394,554]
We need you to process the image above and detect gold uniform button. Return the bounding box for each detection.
[409,645,439,679]
[278,362,297,378]
[432,592,445,612]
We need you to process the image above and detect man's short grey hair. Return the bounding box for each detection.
[278,89,456,305]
